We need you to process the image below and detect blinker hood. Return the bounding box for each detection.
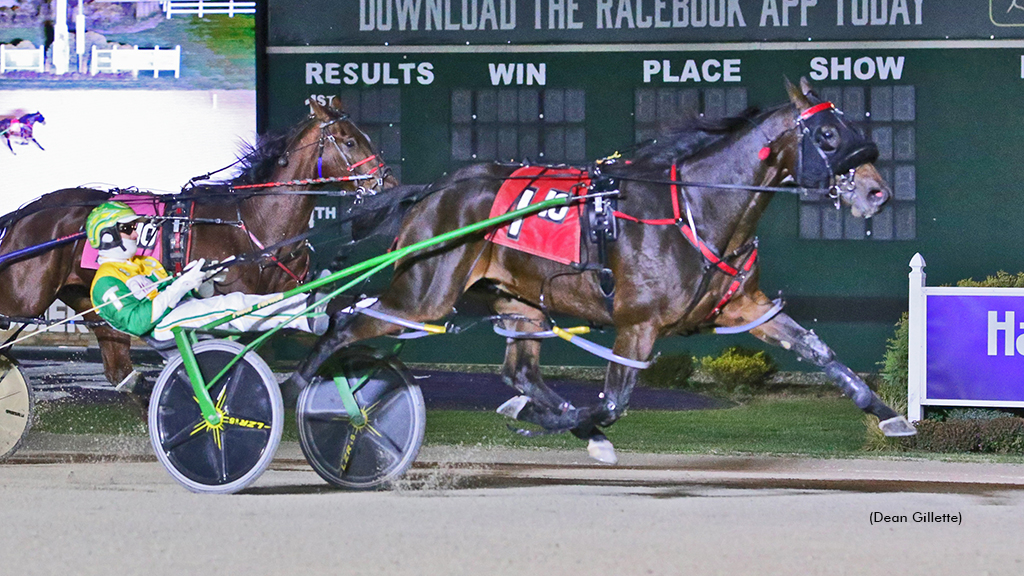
[796,102,879,189]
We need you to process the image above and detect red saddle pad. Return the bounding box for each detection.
[487,166,589,265]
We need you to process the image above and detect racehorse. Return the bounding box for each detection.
[0,112,45,154]
[0,100,396,390]
[287,78,915,463]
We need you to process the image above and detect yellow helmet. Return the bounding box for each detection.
[85,201,140,250]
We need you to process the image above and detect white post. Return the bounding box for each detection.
[1,45,6,74]
[153,45,160,78]
[907,253,927,422]
[76,0,86,73]
[53,0,71,75]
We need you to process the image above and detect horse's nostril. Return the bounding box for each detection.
[870,188,889,204]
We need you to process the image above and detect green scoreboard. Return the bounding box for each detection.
[262,1,1024,370]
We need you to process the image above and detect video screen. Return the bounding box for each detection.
[0,2,256,216]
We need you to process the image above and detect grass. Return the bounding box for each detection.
[32,394,869,457]
[425,396,869,456]
[33,401,147,437]
[30,393,1024,463]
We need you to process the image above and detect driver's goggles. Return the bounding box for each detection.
[117,221,141,235]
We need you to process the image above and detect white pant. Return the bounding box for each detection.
[150,292,313,341]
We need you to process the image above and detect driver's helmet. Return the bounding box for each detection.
[86,201,141,250]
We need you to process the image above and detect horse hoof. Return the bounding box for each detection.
[879,415,917,437]
[587,438,618,465]
[114,370,143,394]
[496,395,531,419]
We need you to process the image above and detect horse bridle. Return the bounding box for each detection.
[314,115,391,200]
[793,101,880,208]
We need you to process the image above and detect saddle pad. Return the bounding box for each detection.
[81,194,164,270]
[487,166,589,265]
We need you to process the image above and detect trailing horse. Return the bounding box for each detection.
[288,78,915,463]
[0,111,45,154]
[0,101,396,390]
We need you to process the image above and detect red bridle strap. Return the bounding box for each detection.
[799,101,835,120]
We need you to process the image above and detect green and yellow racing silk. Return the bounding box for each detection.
[90,256,170,336]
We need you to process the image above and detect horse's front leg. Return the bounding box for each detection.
[30,137,44,151]
[576,322,659,464]
[721,292,916,436]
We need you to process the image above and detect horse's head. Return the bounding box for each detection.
[25,112,44,125]
[785,77,890,218]
[290,99,398,196]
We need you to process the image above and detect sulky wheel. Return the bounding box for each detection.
[297,347,425,489]
[149,340,283,494]
[0,354,33,462]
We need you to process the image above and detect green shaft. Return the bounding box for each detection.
[186,195,572,411]
[199,195,571,331]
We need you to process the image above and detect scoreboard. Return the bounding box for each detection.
[262,1,1024,369]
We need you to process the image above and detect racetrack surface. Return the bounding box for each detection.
[3,438,1024,575]
[5,349,1024,574]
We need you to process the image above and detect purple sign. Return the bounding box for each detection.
[927,294,1024,402]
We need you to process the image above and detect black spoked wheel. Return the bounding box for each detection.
[297,347,425,489]
[149,340,283,494]
[0,354,33,462]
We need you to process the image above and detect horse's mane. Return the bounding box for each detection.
[230,106,352,187]
[230,120,311,187]
[631,106,782,167]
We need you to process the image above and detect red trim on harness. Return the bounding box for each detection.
[704,247,758,321]
[679,225,740,276]
[350,155,376,169]
[799,102,834,120]
[183,201,197,272]
[670,163,682,220]
[610,162,758,319]
[240,223,302,283]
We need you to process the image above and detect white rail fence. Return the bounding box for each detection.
[90,45,181,78]
[907,253,1024,422]
[162,0,255,17]
[0,45,45,74]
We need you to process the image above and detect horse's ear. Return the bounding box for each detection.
[799,76,823,104]
[308,97,330,121]
[785,76,812,111]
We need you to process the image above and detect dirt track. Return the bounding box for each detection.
[2,436,1024,575]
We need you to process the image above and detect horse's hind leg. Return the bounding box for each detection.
[61,291,137,390]
[721,292,916,436]
[487,297,624,463]
[492,298,574,412]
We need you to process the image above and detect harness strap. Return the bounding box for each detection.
[611,161,759,321]
[240,223,303,283]
[703,246,758,321]
[612,210,740,276]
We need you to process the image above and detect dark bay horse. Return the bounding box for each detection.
[0,101,396,389]
[0,112,45,154]
[289,78,915,463]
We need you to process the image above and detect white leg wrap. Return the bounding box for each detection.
[496,395,531,419]
[587,438,618,465]
[879,415,917,437]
